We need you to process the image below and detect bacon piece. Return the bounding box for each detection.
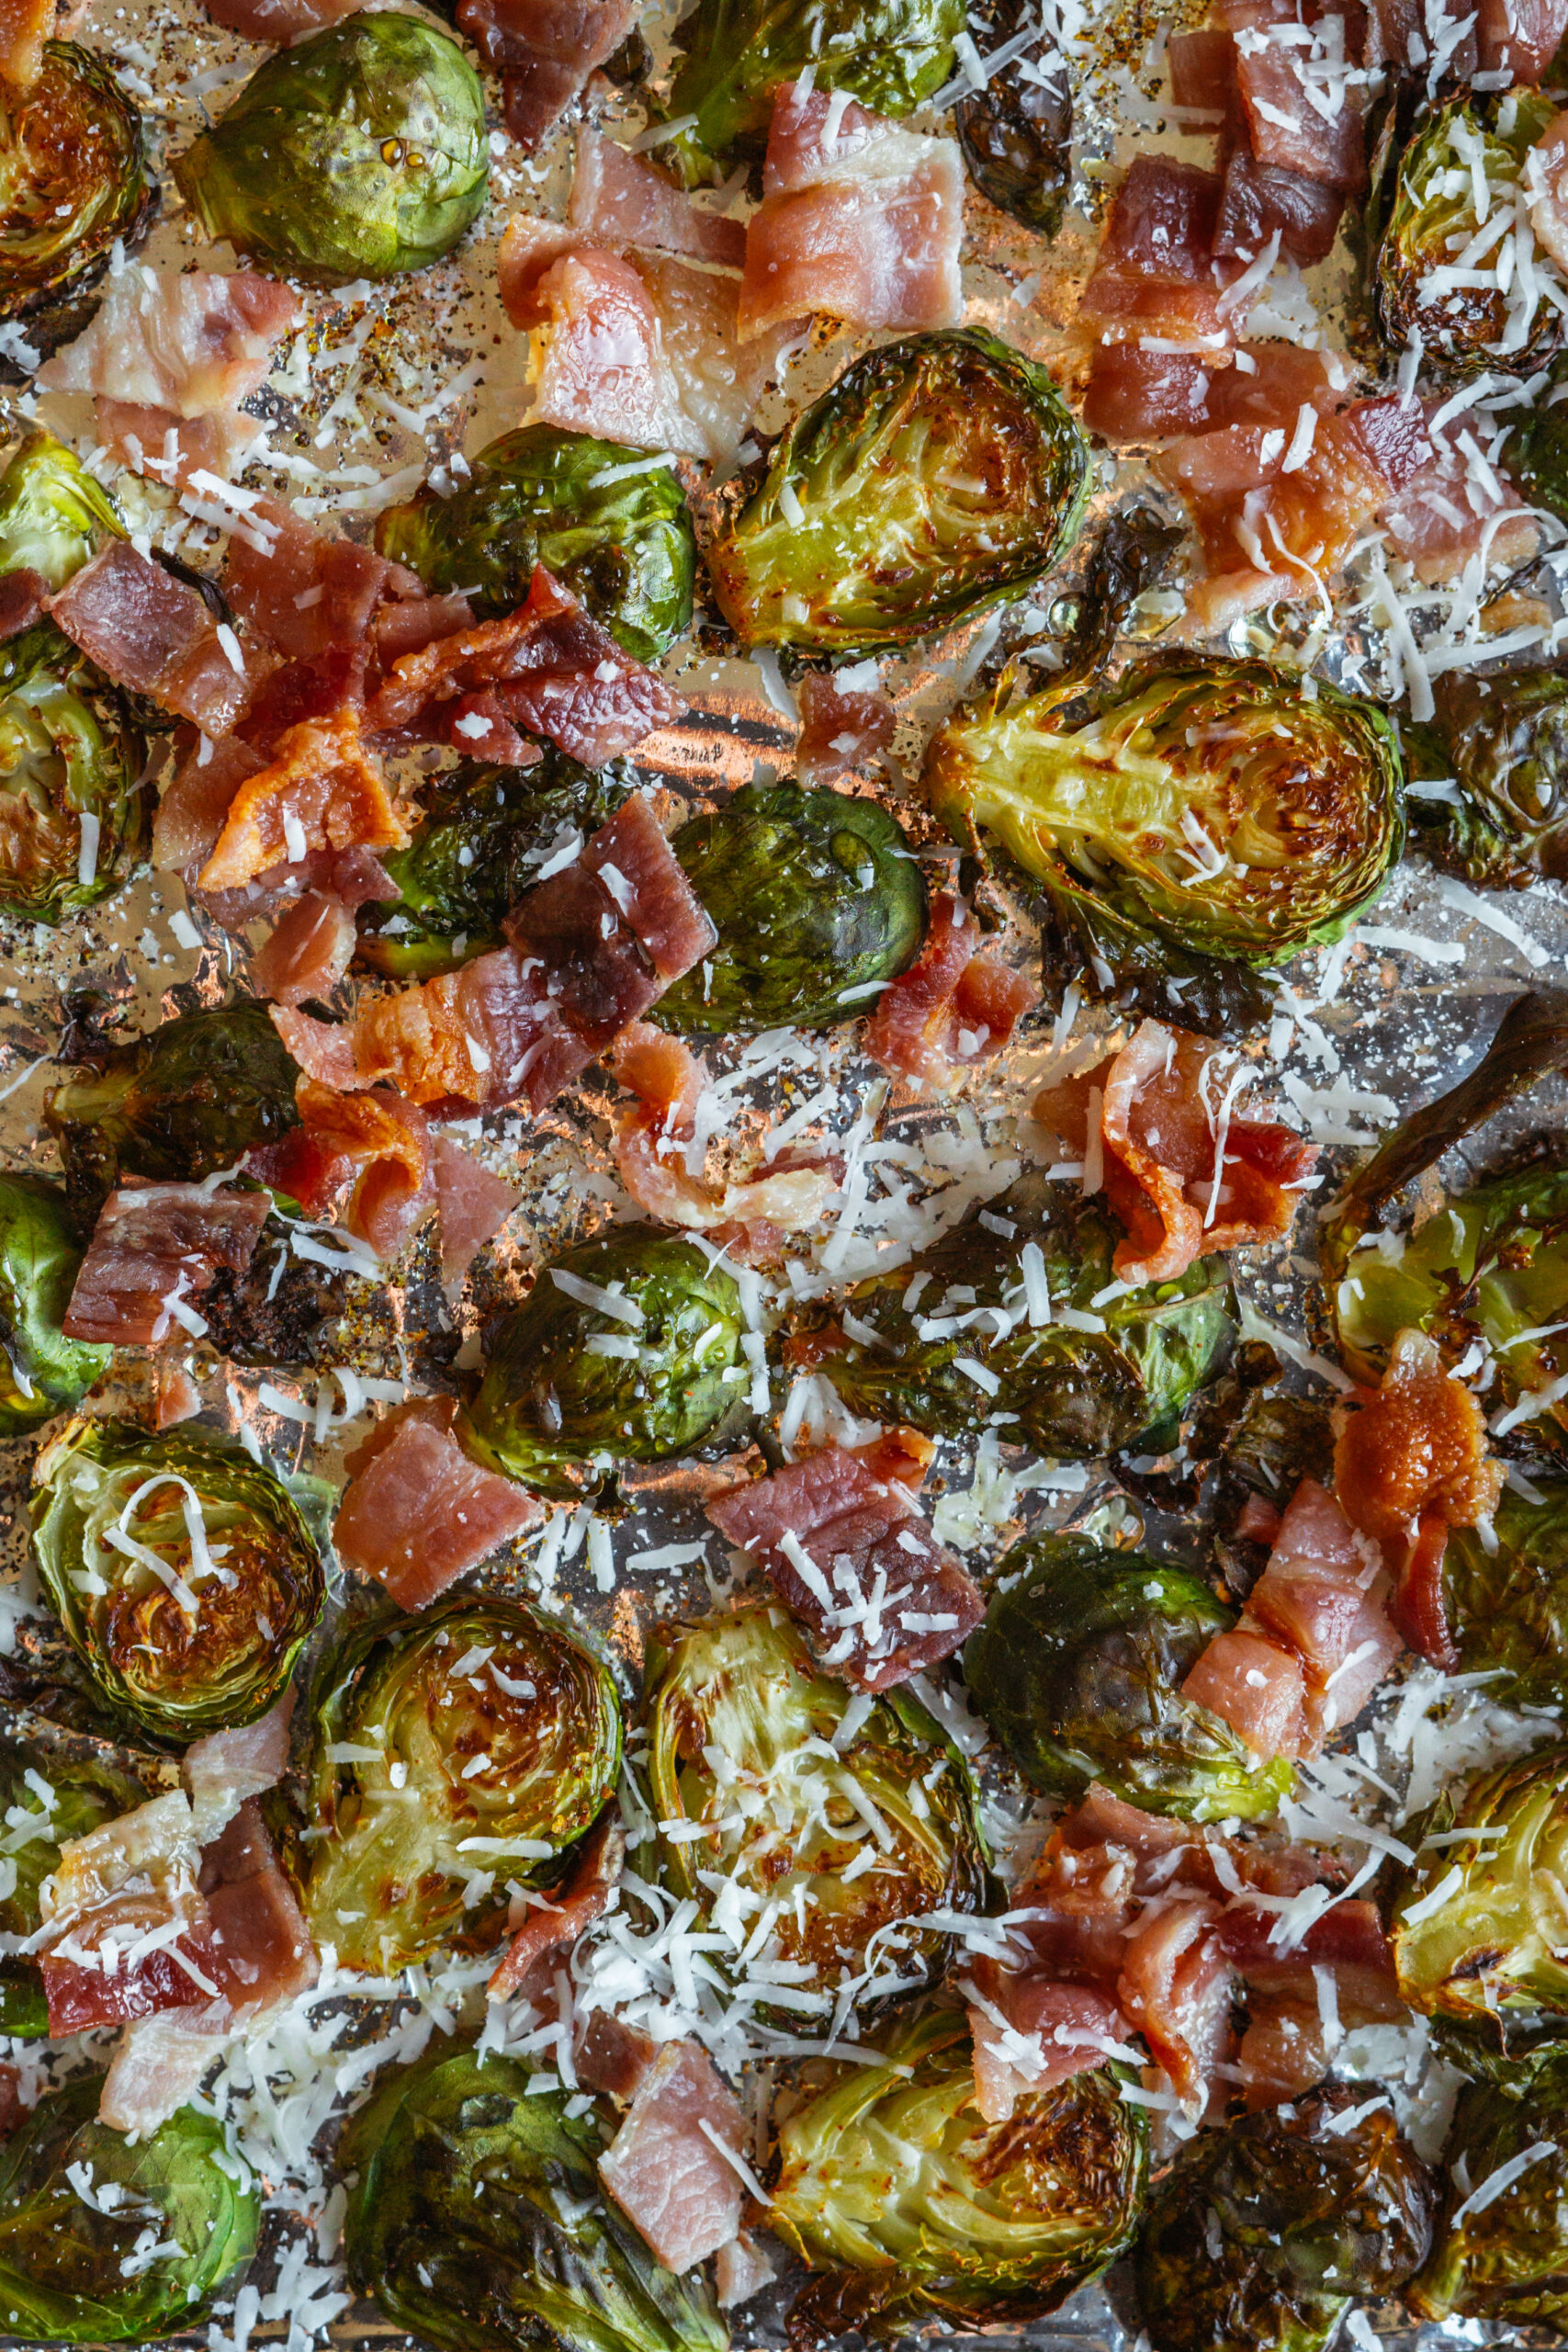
[1079,158,1229,343]
[197,708,408,894]
[39,1792,218,2038]
[0,566,45,642]
[201,0,359,35]
[715,2233,777,2311]
[795,670,897,784]
[38,269,302,415]
[434,1135,522,1295]
[598,2041,747,2272]
[1214,149,1346,266]
[99,2007,228,2135]
[0,0,51,89]
[252,891,356,1010]
[447,691,535,764]
[965,1962,1126,2122]
[1223,1900,1404,2108]
[333,1397,543,1611]
[1376,416,1539,585]
[1205,344,1350,424]
[1118,1895,1235,2113]
[95,400,266,492]
[1182,1625,1309,1758]
[1364,0,1477,69]
[1218,0,1366,190]
[225,501,421,664]
[153,736,265,878]
[185,1696,294,1844]
[610,1023,836,1243]
[1343,391,1433,491]
[62,1182,270,1347]
[1081,346,1218,441]
[238,644,369,761]
[154,1362,202,1429]
[50,541,249,736]
[490,1809,626,2000]
[1482,0,1568,80]
[256,1079,434,1259]
[199,1801,317,2018]
[456,0,641,149]
[1168,24,1244,119]
[570,128,746,266]
[867,892,1034,1091]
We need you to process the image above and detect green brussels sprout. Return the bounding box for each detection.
[954,0,1070,233]
[30,1417,325,1743]
[0,430,124,591]
[772,2009,1146,2338]
[1376,95,1562,380]
[0,1173,109,1435]
[0,1718,160,2037]
[296,1592,621,1976]
[356,755,630,981]
[0,625,146,923]
[45,999,301,1216]
[1405,667,1568,888]
[0,2073,259,2340]
[655,783,927,1034]
[374,426,695,663]
[172,13,489,286]
[964,1531,1293,1823]
[1412,2048,1568,2328]
[924,656,1405,974]
[1442,1476,1568,1708]
[807,1168,1235,1458]
[646,1605,987,2008]
[1134,2086,1435,2352]
[342,2042,728,2352]
[0,47,150,333]
[660,0,964,185]
[707,330,1089,656]
[1505,350,1568,527]
[467,1227,750,1497]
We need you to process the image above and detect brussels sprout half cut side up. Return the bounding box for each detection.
[0,47,151,333]
[1413,2049,1568,2329]
[374,426,696,663]
[646,1605,987,2010]
[964,1531,1293,1823]
[173,12,489,284]
[1404,666,1568,888]
[772,2009,1146,2339]
[1442,1476,1568,1709]
[0,1173,108,1434]
[0,2072,259,2340]
[0,1724,157,2037]
[295,1592,622,1977]
[0,626,147,923]
[0,430,124,591]
[707,330,1090,656]
[343,2043,728,2352]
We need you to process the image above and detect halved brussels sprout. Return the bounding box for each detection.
[805,1169,1235,1459]
[1443,1476,1568,1708]
[30,1417,325,1743]
[954,0,1070,233]
[0,2073,259,2340]
[1406,667,1568,888]
[1134,2086,1435,2352]
[0,1719,158,2037]
[772,2009,1146,2338]
[343,2043,728,2352]
[707,331,1089,656]
[374,426,695,663]
[964,1531,1293,1823]
[1413,2049,1568,2328]
[295,1592,621,1976]
[646,1605,986,2011]
[0,1172,109,1436]
[467,1227,750,1496]
[924,656,1404,970]
[173,12,489,285]
[656,783,927,1034]
[1506,351,1568,527]
[0,430,124,590]
[0,47,150,332]
[0,625,146,922]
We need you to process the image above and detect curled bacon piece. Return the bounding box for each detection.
[867,892,1035,1091]
[251,891,357,1010]
[50,540,250,738]
[63,1182,270,1348]
[964,1963,1129,2123]
[489,1807,626,2001]
[245,1079,434,1261]
[197,708,408,894]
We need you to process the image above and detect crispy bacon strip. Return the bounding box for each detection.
[244,1079,434,1260]
[489,1808,625,2000]
[38,1793,218,2038]
[197,707,408,894]
[50,541,251,737]
[38,269,302,415]
[867,892,1035,1091]
[598,2041,748,2272]
[610,1022,835,1248]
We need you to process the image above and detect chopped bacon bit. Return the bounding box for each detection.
[38,1792,218,2038]
[456,0,641,149]
[1376,412,1539,585]
[1078,158,1229,343]
[239,642,368,760]
[200,0,359,36]
[63,1182,271,1347]
[965,1961,1126,2122]
[570,127,746,266]
[795,670,897,784]
[867,891,1034,1091]
[598,2041,748,2272]
[715,2233,777,2311]
[434,1135,522,1296]
[38,268,302,416]
[293,1078,435,1259]
[50,541,251,737]
[153,1362,203,1429]
[0,566,45,643]
[252,890,356,1011]
[610,1022,835,1245]
[185,1695,295,1843]
[1183,1624,1309,1758]
[489,1808,626,2001]
[1081,346,1218,443]
[197,707,408,894]
[1218,0,1366,193]
[371,592,476,668]
[333,1396,543,1611]
[1118,1895,1235,2114]
[1214,149,1346,266]
[225,501,421,664]
[1482,0,1568,81]
[200,1802,317,2018]
[96,400,265,492]
[446,689,536,764]
[153,735,265,879]
[578,2007,662,2102]
[0,0,52,90]
[1236,1490,1283,1544]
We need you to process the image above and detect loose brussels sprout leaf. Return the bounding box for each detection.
[660,0,964,184]
[954,0,1070,232]
[655,783,927,1034]
[0,2072,259,2339]
[296,1592,621,1975]
[0,625,147,923]
[374,426,695,663]
[964,1531,1292,1822]
[1444,1476,1568,1708]
[356,755,630,980]
[807,1168,1235,1458]
[0,47,151,333]
[1413,2049,1568,2327]
[1405,668,1568,888]
[0,1172,109,1435]
[30,1417,325,1742]
[467,1227,750,1496]
[173,13,489,285]
[343,2042,728,2352]
[707,330,1089,656]
[772,2009,1146,2337]
[0,431,124,589]
[646,1605,986,2010]
[1134,2086,1435,2352]
[924,656,1404,967]
[45,998,301,1216]
[0,1719,158,2039]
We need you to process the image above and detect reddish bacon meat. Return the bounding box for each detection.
[38,268,302,416]
[1077,158,1229,343]
[1481,0,1568,80]
[598,2041,748,2272]
[244,1079,434,1260]
[715,2234,777,2311]
[965,1963,1128,2122]
[1217,0,1366,193]
[185,1696,295,1843]
[38,1792,218,2039]
[62,1182,270,1348]
[1119,1895,1235,2112]
[197,708,407,894]
[610,1022,835,1247]
[455,0,641,150]
[225,501,422,665]
[333,1397,543,1611]
[434,1135,522,1295]
[96,401,266,491]
[794,670,897,783]
[153,1361,202,1429]
[50,541,250,737]
[152,738,265,880]
[570,128,746,266]
[252,891,357,1010]
[200,0,359,36]
[866,891,1035,1091]
[489,1808,626,2000]
[0,0,51,88]
[1215,148,1348,266]
[0,568,44,643]
[1376,412,1540,585]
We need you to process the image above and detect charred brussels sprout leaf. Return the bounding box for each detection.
[656,783,926,1033]
[708,330,1089,655]
[0,430,124,590]
[0,1173,108,1434]
[343,2042,728,2352]
[0,625,146,922]
[647,1605,986,2010]
[30,1417,325,1742]
[964,1531,1292,1822]
[1413,2049,1568,2327]
[1134,2086,1435,2352]
[1444,1476,1568,1706]
[1506,350,1568,526]
[1406,667,1568,888]
[374,426,695,662]
[0,2072,259,2339]
[954,0,1070,232]
[807,1168,1234,1457]
[467,1227,749,1495]
[0,1721,157,2036]
[773,2009,1146,2337]
[0,47,150,331]
[296,1593,621,1976]
[173,12,488,285]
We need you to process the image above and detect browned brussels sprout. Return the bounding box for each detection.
[1413,2049,1568,2329]
[0,1172,109,1436]
[0,46,151,334]
[1406,667,1568,888]
[0,429,124,590]
[1442,1474,1568,1708]
[0,624,146,922]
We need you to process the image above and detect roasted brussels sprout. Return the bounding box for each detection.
[1375,95,1562,379]
[805,1168,1234,1458]
[374,426,695,663]
[964,1531,1293,1823]
[0,1720,157,2037]
[0,47,150,333]
[173,13,488,285]
[0,1173,109,1435]
[0,430,123,590]
[1406,667,1568,888]
[467,1227,750,1496]
[954,0,1070,233]
[1413,2048,1568,2328]
[45,998,301,1215]
[656,783,926,1033]
[1134,2086,1435,2352]
[707,331,1089,656]
[0,625,146,922]
[343,2042,728,2352]
[1506,350,1568,527]
[0,2073,257,2339]
[646,1605,986,2008]
[1442,1476,1568,1707]
[295,1592,621,1976]
[30,1417,325,1743]
[772,2009,1146,2337]
[924,656,1404,973]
